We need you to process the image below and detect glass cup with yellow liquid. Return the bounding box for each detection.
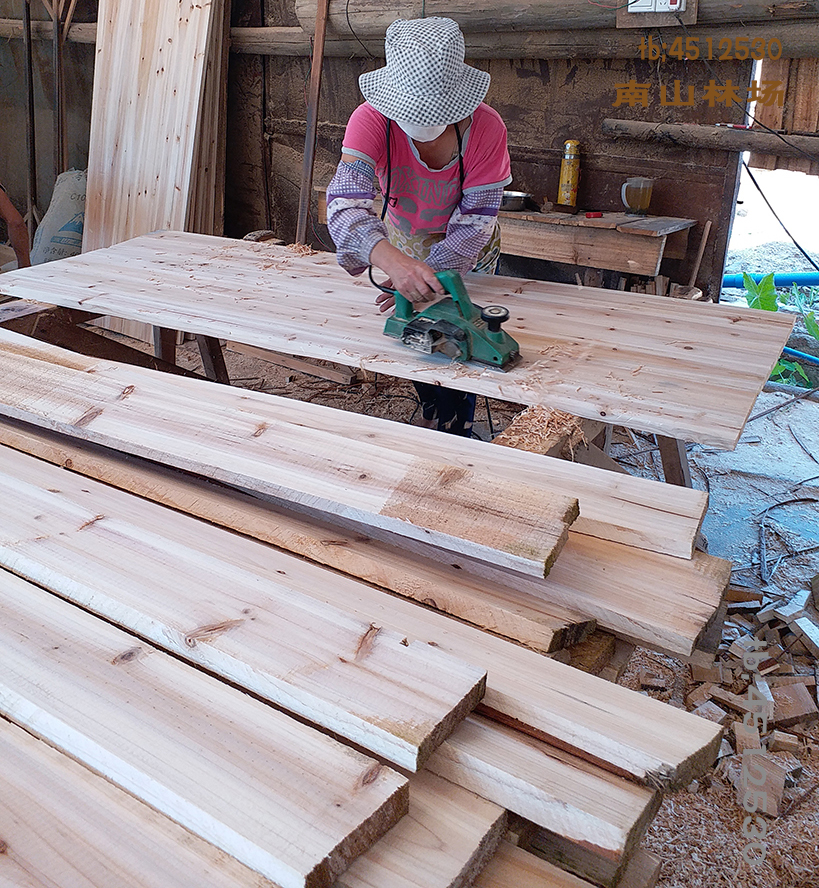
[621,177,654,215]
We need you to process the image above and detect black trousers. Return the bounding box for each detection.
[413,381,477,437]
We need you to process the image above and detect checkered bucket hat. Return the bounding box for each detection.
[359,17,490,127]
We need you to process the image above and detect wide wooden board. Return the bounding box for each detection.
[0,570,408,888]
[337,772,506,888]
[0,231,794,447]
[0,328,579,579]
[0,718,284,888]
[84,3,219,251]
[0,443,486,771]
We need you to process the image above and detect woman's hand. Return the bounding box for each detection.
[370,239,444,313]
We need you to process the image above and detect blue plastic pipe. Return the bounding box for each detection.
[783,346,819,368]
[723,272,819,289]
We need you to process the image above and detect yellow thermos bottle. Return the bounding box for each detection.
[557,140,580,207]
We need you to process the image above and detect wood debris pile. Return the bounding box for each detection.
[683,579,819,820]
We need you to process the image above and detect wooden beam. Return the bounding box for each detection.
[656,436,693,488]
[0,231,794,449]
[227,22,819,59]
[226,340,357,385]
[0,443,487,771]
[0,570,408,888]
[603,119,819,160]
[293,0,819,36]
[0,718,288,887]
[338,772,507,888]
[2,20,818,58]
[0,328,580,579]
[0,428,722,789]
[195,333,230,383]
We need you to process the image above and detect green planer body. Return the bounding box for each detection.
[382,269,520,369]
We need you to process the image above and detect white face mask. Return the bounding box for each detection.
[394,119,447,142]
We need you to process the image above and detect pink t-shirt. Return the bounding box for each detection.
[341,102,512,239]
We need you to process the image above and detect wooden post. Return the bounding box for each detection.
[22,1,38,240]
[295,0,330,245]
[152,326,177,366]
[657,436,693,488]
[195,334,231,384]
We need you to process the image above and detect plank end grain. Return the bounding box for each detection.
[381,457,579,578]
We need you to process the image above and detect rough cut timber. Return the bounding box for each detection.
[0,571,408,888]
[0,422,591,655]
[0,231,795,448]
[0,328,579,580]
[0,445,720,790]
[0,417,730,658]
[337,772,507,888]
[0,718,283,888]
[427,716,658,886]
[0,444,486,772]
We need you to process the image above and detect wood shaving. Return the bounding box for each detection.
[492,405,588,457]
[285,243,318,257]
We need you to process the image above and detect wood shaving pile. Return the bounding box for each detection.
[285,243,318,257]
[492,405,587,457]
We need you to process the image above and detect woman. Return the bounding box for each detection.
[326,16,511,436]
[0,182,31,269]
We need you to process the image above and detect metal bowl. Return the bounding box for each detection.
[500,191,532,212]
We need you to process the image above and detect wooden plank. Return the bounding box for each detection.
[0,328,579,580]
[0,570,408,888]
[0,444,486,771]
[616,217,696,238]
[337,772,507,888]
[474,842,593,888]
[0,413,728,660]
[427,716,659,886]
[0,718,286,888]
[0,435,721,789]
[0,231,795,448]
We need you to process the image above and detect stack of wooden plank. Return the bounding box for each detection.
[0,326,731,887]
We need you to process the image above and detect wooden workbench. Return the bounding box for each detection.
[0,230,793,450]
[496,210,696,276]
